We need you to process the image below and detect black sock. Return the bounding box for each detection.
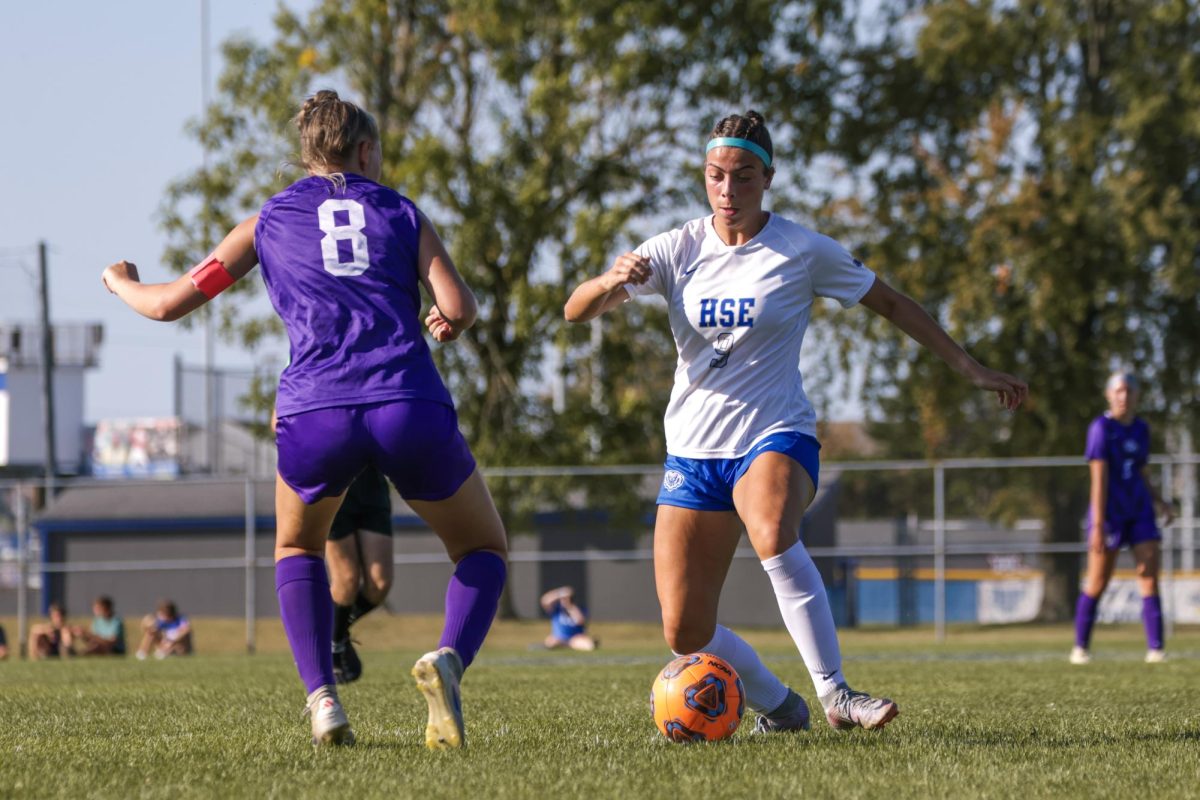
[347,591,379,628]
[332,603,353,646]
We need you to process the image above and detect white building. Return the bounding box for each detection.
[0,322,102,474]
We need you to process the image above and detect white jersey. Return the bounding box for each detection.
[627,213,875,458]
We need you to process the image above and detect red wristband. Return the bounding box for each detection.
[189,256,236,299]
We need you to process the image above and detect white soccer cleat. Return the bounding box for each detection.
[412,647,465,749]
[305,685,355,747]
[1144,649,1167,664]
[1069,646,1091,665]
[819,685,899,731]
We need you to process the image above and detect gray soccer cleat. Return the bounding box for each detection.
[1144,649,1167,664]
[820,685,899,731]
[412,647,465,749]
[305,685,355,746]
[1069,646,1091,665]
[753,688,811,734]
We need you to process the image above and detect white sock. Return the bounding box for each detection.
[762,539,846,697]
[675,624,789,714]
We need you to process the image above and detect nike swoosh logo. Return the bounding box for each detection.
[683,266,698,276]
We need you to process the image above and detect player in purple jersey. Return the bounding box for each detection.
[102,90,507,749]
[1071,372,1174,665]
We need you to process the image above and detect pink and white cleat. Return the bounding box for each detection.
[305,685,355,746]
[819,685,899,731]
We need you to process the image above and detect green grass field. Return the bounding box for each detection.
[2,617,1197,799]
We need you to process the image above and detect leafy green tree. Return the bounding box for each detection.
[807,0,1200,617]
[161,0,856,483]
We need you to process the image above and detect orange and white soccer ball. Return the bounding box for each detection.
[650,652,744,742]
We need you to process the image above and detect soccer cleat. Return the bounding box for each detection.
[304,685,356,747]
[753,689,811,734]
[819,685,899,731]
[412,647,465,749]
[1069,646,1091,665]
[1144,649,1167,664]
[332,638,363,684]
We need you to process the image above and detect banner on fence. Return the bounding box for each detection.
[90,417,181,478]
[977,577,1044,624]
[1096,577,1200,625]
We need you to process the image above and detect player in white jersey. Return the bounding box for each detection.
[566,110,1028,734]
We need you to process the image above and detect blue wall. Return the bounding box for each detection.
[855,579,978,625]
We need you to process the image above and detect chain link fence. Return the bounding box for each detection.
[1,455,1196,659]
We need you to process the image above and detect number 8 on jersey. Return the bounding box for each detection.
[318,198,370,277]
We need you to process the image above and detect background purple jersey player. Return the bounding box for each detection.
[1071,372,1174,666]
[102,90,507,749]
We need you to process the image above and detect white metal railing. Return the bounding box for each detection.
[2,454,1197,657]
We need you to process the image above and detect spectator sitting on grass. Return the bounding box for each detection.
[73,595,126,656]
[136,600,192,660]
[540,586,598,651]
[29,602,73,660]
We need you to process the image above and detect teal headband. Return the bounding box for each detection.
[706,137,772,168]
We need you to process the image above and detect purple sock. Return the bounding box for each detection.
[438,550,506,669]
[275,555,335,694]
[1074,593,1099,649]
[1141,595,1164,651]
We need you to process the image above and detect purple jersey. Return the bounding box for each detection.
[255,174,452,416]
[1085,414,1154,522]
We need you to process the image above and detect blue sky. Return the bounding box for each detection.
[0,1,306,423]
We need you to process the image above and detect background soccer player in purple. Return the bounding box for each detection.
[101,90,508,749]
[1071,372,1174,665]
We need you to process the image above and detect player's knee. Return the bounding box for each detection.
[662,619,714,655]
[329,571,359,602]
[364,561,392,595]
[743,520,796,557]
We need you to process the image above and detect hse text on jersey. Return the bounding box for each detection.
[697,297,756,328]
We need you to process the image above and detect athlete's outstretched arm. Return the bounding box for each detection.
[564,253,651,323]
[102,215,260,322]
[415,211,476,342]
[859,276,1028,411]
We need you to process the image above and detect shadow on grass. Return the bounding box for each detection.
[911,727,1200,748]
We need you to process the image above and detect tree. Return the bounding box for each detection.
[160,5,861,460]
[806,0,1200,617]
[160,0,859,612]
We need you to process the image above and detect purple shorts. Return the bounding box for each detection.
[276,399,476,504]
[1098,517,1160,551]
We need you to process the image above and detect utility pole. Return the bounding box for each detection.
[38,240,57,493]
[200,0,219,474]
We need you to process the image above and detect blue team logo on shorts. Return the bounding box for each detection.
[663,470,685,492]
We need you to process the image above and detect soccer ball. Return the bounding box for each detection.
[650,652,744,742]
